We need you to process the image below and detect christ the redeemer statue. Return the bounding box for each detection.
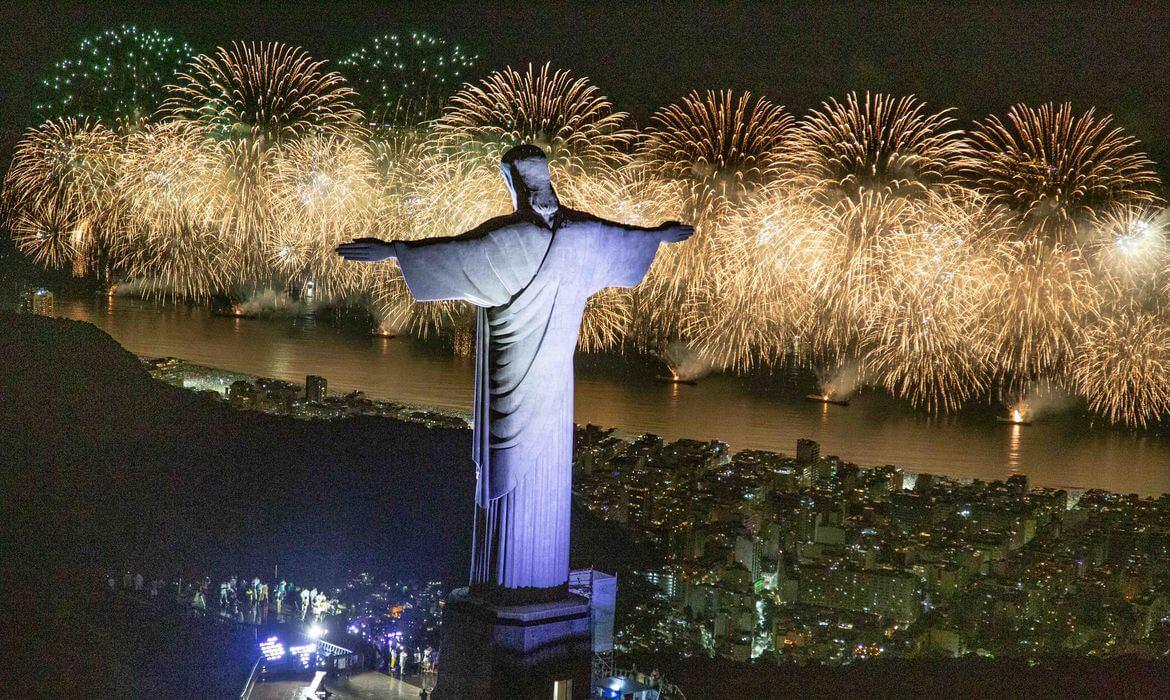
[338,144,691,595]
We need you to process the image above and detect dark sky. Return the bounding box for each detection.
[2,1,1169,168]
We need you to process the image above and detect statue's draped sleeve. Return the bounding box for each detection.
[392,219,548,306]
[586,221,665,293]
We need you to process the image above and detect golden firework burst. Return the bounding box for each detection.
[1070,309,1170,428]
[794,92,970,202]
[968,103,1160,243]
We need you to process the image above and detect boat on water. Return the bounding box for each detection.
[657,375,698,386]
[213,308,257,320]
[997,409,1032,426]
[805,393,850,407]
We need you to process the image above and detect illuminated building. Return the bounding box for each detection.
[305,374,327,402]
[19,288,55,316]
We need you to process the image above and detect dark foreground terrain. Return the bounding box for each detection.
[2,312,1168,698]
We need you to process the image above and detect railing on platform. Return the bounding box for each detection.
[317,639,358,667]
[604,666,687,700]
[238,656,262,700]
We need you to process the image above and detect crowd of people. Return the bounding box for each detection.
[105,568,443,686]
[382,641,436,678]
[103,569,338,626]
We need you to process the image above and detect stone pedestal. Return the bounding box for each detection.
[432,587,592,700]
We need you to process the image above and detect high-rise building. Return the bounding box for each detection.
[1007,473,1029,498]
[796,438,820,465]
[20,288,55,316]
[305,375,327,402]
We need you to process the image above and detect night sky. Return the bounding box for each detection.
[2,1,1169,170]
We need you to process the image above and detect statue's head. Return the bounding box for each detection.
[501,144,559,228]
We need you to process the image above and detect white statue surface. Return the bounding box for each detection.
[338,144,692,593]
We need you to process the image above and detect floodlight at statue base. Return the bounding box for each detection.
[431,587,592,700]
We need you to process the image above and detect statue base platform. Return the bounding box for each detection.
[432,586,592,700]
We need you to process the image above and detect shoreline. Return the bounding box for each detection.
[36,292,1170,496]
[143,353,1137,500]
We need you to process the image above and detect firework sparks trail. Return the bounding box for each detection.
[5,51,1170,426]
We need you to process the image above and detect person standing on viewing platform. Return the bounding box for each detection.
[314,590,328,621]
[301,587,311,620]
[275,580,286,617]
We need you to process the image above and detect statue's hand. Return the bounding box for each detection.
[336,237,396,263]
[659,222,694,244]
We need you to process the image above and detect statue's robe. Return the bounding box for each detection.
[393,208,664,589]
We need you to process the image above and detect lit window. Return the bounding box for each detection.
[552,678,573,700]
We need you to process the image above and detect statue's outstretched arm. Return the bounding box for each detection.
[335,237,396,263]
[584,217,694,291]
[335,216,504,264]
[603,218,694,244]
[338,218,534,305]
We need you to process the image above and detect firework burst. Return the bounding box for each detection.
[338,31,477,124]
[640,90,795,219]
[4,118,121,216]
[161,42,369,283]
[269,136,381,299]
[1070,309,1170,428]
[35,25,194,130]
[861,196,996,412]
[4,118,122,277]
[114,122,236,298]
[794,92,970,202]
[968,103,1160,243]
[431,63,634,175]
[1086,205,1170,307]
[162,42,366,148]
[635,91,796,352]
[687,184,827,370]
[979,236,1102,380]
[9,197,90,271]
